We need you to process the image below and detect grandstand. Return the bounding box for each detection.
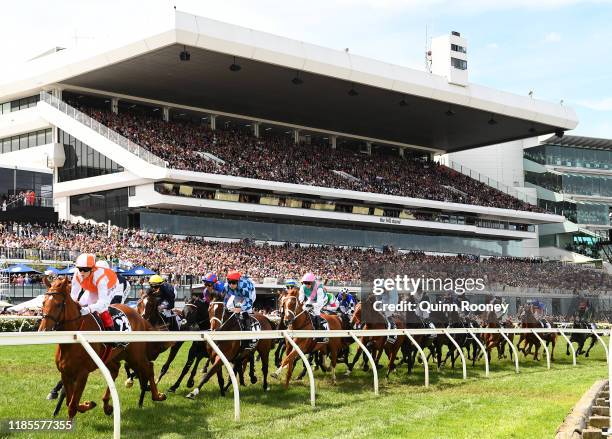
[0,11,578,262]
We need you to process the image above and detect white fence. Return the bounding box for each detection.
[0,327,610,439]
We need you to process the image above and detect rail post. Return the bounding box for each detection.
[283,330,316,407]
[403,330,429,387]
[467,329,489,377]
[500,330,519,373]
[443,329,467,380]
[592,329,609,363]
[530,329,551,370]
[349,331,378,395]
[558,330,576,366]
[202,333,241,421]
[76,334,121,439]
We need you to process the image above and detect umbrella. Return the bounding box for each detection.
[123,266,156,276]
[2,264,41,274]
[7,295,45,312]
[44,266,61,275]
[56,266,77,275]
[112,266,126,273]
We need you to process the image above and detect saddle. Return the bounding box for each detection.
[90,307,131,351]
[238,314,260,350]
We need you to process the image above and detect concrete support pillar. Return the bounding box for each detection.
[52,87,63,100]
[253,122,260,138]
[210,115,217,130]
[366,141,372,155]
[330,135,337,149]
[162,106,170,122]
[111,97,119,114]
[294,129,300,144]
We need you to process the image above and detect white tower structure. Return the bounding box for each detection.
[430,31,468,86]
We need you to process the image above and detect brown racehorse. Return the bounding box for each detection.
[348,301,405,378]
[517,306,556,361]
[186,301,273,399]
[272,288,344,386]
[39,277,166,420]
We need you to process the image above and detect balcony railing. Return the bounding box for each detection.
[39,92,167,168]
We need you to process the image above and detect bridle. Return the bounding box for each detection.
[183,298,209,329]
[40,290,82,331]
[282,295,307,328]
[209,301,236,330]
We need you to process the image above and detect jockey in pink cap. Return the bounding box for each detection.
[298,272,329,342]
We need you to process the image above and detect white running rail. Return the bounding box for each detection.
[0,327,608,439]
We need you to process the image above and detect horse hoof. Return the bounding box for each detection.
[125,379,134,388]
[186,388,199,399]
[47,391,58,400]
[167,387,177,393]
[186,379,195,388]
[154,393,167,402]
[344,370,351,376]
[264,385,270,392]
[250,376,258,385]
[104,405,113,416]
[271,373,279,380]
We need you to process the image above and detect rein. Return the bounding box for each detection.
[41,290,83,331]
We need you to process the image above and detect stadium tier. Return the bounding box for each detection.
[0,10,575,259]
[0,221,610,297]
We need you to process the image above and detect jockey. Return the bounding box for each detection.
[147,274,180,330]
[323,291,339,313]
[336,288,356,315]
[285,279,299,292]
[71,253,118,330]
[298,272,329,342]
[203,272,225,302]
[96,260,130,304]
[224,270,256,331]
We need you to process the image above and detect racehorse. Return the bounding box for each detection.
[272,288,344,386]
[186,301,273,399]
[39,277,166,420]
[164,295,213,393]
[517,306,556,361]
[567,320,597,358]
[347,300,405,378]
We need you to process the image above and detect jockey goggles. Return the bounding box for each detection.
[78,267,92,272]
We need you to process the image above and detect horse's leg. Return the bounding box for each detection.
[386,343,400,379]
[347,341,363,374]
[550,337,556,361]
[260,345,270,391]
[274,341,285,368]
[124,362,135,388]
[330,344,338,385]
[168,346,197,393]
[141,360,166,402]
[585,336,597,357]
[102,361,120,415]
[216,366,225,396]
[157,341,184,384]
[47,379,63,400]
[70,373,95,418]
[187,353,204,388]
[249,352,257,384]
[187,356,224,399]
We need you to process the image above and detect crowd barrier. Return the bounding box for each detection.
[0,327,610,439]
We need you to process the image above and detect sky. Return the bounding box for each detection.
[2,0,612,137]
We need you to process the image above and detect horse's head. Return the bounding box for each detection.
[208,301,227,330]
[182,294,209,330]
[351,302,363,328]
[282,288,301,327]
[39,276,76,332]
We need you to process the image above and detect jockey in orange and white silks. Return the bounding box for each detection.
[71,253,118,329]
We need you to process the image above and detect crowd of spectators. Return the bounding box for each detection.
[0,221,609,294]
[71,102,543,212]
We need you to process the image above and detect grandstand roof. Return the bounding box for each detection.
[543,134,612,150]
[0,11,578,153]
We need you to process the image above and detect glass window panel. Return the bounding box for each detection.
[37,130,45,145]
[11,136,18,152]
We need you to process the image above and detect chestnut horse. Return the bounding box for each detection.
[272,288,344,386]
[186,301,273,399]
[39,277,166,420]
[348,301,405,378]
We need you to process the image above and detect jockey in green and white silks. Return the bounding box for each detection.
[298,272,329,342]
[323,291,339,313]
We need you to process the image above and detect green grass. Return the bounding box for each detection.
[0,338,608,439]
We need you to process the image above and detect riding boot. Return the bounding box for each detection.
[386,317,397,345]
[316,315,329,344]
